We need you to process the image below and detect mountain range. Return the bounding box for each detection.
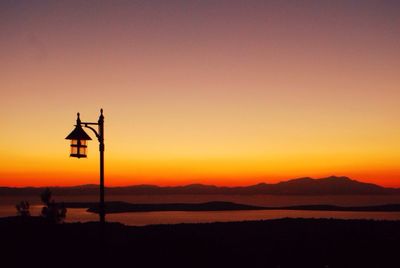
[1,176,400,195]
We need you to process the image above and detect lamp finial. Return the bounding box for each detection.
[76,112,81,124]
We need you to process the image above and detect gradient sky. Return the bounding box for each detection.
[1,0,400,187]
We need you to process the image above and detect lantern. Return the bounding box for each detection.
[65,113,92,158]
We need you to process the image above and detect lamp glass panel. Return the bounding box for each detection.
[71,146,78,154]
[79,147,87,155]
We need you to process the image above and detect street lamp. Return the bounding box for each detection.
[65,109,105,224]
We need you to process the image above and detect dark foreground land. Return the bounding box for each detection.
[1,217,399,268]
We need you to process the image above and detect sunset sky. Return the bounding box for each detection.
[1,0,400,187]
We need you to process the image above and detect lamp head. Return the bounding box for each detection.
[65,113,92,158]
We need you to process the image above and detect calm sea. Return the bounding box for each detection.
[3,194,400,225]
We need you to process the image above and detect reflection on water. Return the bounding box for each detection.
[2,205,400,226]
[102,210,400,226]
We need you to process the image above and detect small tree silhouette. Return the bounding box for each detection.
[16,201,30,217]
[40,188,67,223]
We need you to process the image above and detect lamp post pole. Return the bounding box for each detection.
[98,110,105,224]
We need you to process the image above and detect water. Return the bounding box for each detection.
[97,209,400,225]
[4,194,400,225]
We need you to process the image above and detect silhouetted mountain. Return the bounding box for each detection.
[1,176,399,195]
[265,176,389,195]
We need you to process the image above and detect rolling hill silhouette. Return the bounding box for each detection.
[1,176,399,195]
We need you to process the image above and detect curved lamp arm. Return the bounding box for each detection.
[82,123,101,141]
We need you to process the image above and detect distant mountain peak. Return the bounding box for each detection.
[183,184,217,189]
[1,176,398,195]
[322,176,352,181]
[254,182,269,186]
[287,177,314,182]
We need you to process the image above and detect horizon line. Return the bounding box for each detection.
[1,175,394,189]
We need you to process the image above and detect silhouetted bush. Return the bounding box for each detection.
[40,188,67,223]
[15,201,30,217]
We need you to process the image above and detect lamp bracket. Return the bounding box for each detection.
[81,123,101,141]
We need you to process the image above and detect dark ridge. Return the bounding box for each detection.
[1,176,400,195]
[281,204,400,212]
[85,201,265,213]
[62,201,400,214]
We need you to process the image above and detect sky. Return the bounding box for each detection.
[1,0,400,187]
